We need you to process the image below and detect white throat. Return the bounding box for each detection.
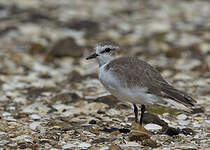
[97,55,116,67]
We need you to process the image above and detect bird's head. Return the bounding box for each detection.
[86,42,119,66]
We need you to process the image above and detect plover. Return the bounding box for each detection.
[86,42,196,125]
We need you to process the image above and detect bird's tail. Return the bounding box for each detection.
[161,86,196,108]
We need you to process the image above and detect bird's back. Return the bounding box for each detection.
[103,57,196,108]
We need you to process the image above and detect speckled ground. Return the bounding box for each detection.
[0,0,210,149]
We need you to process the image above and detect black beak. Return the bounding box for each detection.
[86,53,99,60]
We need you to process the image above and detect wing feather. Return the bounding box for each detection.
[105,57,196,107]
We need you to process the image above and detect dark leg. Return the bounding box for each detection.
[140,104,146,125]
[133,104,138,123]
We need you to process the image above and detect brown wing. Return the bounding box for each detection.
[105,57,196,107]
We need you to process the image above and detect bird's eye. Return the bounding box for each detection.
[101,47,112,54]
[105,48,111,52]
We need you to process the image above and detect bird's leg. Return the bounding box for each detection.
[133,104,138,123]
[139,104,146,125]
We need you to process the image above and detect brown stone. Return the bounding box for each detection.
[129,122,152,141]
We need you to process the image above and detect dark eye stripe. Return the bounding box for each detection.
[101,48,111,53]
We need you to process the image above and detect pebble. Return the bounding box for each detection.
[2,83,15,91]
[2,112,11,117]
[106,108,121,116]
[143,113,168,130]
[144,123,162,131]
[30,114,41,120]
[205,120,210,124]
[52,104,71,112]
[141,139,159,148]
[166,127,181,136]
[162,148,170,150]
[109,144,122,150]
[181,128,195,136]
[0,131,6,135]
[192,122,201,128]
[15,135,33,143]
[7,143,17,148]
[177,144,197,149]
[176,114,187,120]
[22,103,39,113]
[0,140,9,145]
[6,117,17,122]
[29,122,41,130]
[62,143,75,149]
[49,37,83,58]
[121,142,140,147]
[99,146,109,150]
[178,120,190,126]
[129,122,152,141]
[78,142,91,148]
[89,120,97,124]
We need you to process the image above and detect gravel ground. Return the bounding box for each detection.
[0,0,210,149]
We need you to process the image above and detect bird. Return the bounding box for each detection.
[86,42,196,125]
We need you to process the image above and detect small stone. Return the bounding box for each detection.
[14,97,26,103]
[177,114,187,120]
[78,142,91,148]
[118,128,130,134]
[0,140,9,145]
[62,143,75,149]
[193,122,201,128]
[89,120,97,124]
[109,144,122,150]
[192,107,205,114]
[205,120,210,124]
[182,128,196,136]
[15,135,33,143]
[91,138,110,144]
[143,113,168,130]
[26,87,57,99]
[6,117,17,122]
[165,47,182,58]
[7,143,18,148]
[106,108,121,116]
[29,122,41,130]
[129,131,151,142]
[52,104,71,113]
[144,123,162,131]
[99,146,109,150]
[177,144,197,149]
[0,131,5,135]
[51,92,79,104]
[141,139,159,148]
[30,114,41,120]
[129,122,152,141]
[122,142,140,147]
[2,112,11,117]
[65,19,99,37]
[68,71,84,83]
[88,145,101,150]
[49,37,83,58]
[178,120,190,126]
[101,127,118,133]
[165,127,180,136]
[29,43,46,54]
[94,95,119,108]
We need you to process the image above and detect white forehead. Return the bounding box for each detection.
[95,44,118,53]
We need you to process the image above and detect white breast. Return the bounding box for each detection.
[98,64,159,105]
[99,64,120,90]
